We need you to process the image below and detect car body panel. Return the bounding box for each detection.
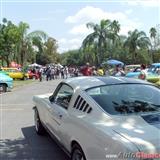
[0,73,13,91]
[33,77,160,159]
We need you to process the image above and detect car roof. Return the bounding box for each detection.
[152,63,160,67]
[64,76,150,90]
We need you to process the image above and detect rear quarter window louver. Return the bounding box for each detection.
[73,95,92,114]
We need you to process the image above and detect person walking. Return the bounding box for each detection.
[138,64,147,80]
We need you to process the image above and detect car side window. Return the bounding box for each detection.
[54,84,73,109]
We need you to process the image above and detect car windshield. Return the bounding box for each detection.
[148,65,157,72]
[86,84,160,115]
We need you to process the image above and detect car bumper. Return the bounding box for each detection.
[6,81,13,91]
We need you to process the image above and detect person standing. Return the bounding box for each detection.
[80,63,92,76]
[138,64,147,80]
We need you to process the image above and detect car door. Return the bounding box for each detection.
[47,83,73,142]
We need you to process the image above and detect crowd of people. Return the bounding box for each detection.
[28,63,159,82]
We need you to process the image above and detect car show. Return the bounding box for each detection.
[0,0,160,160]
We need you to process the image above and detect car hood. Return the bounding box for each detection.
[126,72,140,77]
[99,113,160,153]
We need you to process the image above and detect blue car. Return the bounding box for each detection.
[148,63,160,74]
[0,73,13,92]
[126,63,160,78]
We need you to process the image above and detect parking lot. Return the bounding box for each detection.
[0,80,69,160]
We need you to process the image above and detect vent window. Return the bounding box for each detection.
[73,95,92,114]
[83,104,89,112]
[79,100,86,111]
[76,97,83,109]
[73,95,80,108]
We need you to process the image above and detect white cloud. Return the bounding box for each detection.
[65,6,142,36]
[65,6,127,24]
[58,38,83,53]
[59,38,67,44]
[69,24,93,35]
[125,9,133,15]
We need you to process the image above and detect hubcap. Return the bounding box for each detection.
[0,86,3,92]
[72,149,84,160]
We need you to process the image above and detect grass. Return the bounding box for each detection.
[13,79,36,88]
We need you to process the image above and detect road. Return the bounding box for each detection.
[0,79,70,160]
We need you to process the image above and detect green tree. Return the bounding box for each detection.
[44,37,59,63]
[81,19,121,66]
[60,49,83,66]
[0,18,20,66]
[150,27,157,62]
[16,21,47,66]
[124,29,151,63]
[82,19,113,65]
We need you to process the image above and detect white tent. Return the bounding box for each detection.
[28,63,42,67]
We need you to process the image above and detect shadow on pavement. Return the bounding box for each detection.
[0,126,70,160]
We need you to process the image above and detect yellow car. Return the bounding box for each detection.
[1,67,29,80]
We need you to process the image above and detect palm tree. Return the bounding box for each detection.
[81,19,112,65]
[150,27,157,62]
[124,29,151,63]
[110,20,120,43]
[44,37,58,63]
[16,22,47,65]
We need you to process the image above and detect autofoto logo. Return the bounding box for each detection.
[105,152,160,159]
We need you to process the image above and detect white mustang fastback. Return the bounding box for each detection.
[33,76,160,160]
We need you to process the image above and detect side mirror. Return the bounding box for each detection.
[49,95,55,103]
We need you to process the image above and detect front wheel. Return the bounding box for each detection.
[34,108,46,135]
[71,144,86,160]
[0,84,7,93]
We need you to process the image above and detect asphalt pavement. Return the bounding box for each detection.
[0,79,70,160]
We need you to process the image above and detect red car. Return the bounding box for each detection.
[28,70,39,79]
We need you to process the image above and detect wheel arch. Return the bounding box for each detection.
[0,83,8,87]
[71,140,84,152]
[71,140,87,160]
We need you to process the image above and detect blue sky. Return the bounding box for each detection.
[1,0,160,53]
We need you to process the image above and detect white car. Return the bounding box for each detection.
[33,76,160,160]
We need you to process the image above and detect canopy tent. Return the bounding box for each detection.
[102,59,124,66]
[28,63,42,67]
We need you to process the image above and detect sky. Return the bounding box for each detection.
[0,0,160,53]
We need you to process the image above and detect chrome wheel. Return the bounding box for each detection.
[0,84,7,93]
[72,149,84,160]
[71,144,86,160]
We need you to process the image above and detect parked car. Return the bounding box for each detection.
[33,76,160,160]
[148,63,160,74]
[0,73,13,92]
[126,63,160,78]
[27,70,39,79]
[1,67,29,80]
[0,70,9,75]
[125,64,141,72]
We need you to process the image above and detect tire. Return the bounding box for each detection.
[0,84,7,93]
[34,108,46,135]
[71,144,86,160]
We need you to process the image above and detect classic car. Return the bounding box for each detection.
[126,63,160,78]
[0,73,13,92]
[27,70,39,79]
[1,67,29,80]
[33,77,160,160]
[0,70,9,76]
